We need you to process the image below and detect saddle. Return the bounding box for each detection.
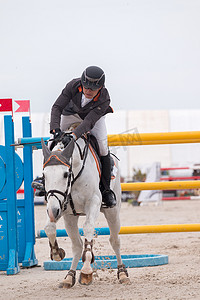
[86,134,117,180]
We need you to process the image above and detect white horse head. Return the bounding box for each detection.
[41,138,74,222]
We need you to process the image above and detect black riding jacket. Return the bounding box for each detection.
[50,78,113,139]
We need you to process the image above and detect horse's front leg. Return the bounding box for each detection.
[79,238,95,285]
[44,217,65,261]
[59,214,83,289]
[79,194,101,285]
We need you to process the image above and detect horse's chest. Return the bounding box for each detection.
[72,186,90,203]
[65,185,94,215]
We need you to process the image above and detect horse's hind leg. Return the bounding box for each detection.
[103,207,130,284]
[59,214,83,289]
[103,207,122,264]
[44,217,65,261]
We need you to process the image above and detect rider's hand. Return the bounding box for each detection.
[62,133,76,147]
[50,128,63,141]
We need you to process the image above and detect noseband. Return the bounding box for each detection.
[46,181,69,211]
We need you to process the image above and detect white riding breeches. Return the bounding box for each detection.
[60,114,108,156]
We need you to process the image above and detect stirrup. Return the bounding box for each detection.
[31,176,45,192]
[101,189,117,208]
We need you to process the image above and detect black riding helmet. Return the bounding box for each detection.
[81,66,105,90]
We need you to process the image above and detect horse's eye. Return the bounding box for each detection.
[64,172,68,178]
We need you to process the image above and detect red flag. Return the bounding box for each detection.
[14,100,30,113]
[0,99,13,112]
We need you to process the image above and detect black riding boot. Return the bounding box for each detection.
[31,176,45,197]
[100,153,117,208]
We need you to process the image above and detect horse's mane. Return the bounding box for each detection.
[67,122,81,131]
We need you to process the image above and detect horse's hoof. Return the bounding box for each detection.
[59,281,73,289]
[51,248,65,261]
[118,273,131,285]
[59,270,76,288]
[79,272,93,285]
[117,264,130,284]
[58,248,65,260]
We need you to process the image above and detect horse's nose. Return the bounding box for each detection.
[47,207,60,222]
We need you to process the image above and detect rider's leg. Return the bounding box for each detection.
[31,176,45,193]
[60,114,83,131]
[100,152,117,207]
[90,116,116,208]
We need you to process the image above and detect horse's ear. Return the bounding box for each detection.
[61,139,75,159]
[41,138,51,161]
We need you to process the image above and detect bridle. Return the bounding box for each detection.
[44,135,90,216]
[46,166,73,213]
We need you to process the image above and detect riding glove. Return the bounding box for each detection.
[50,128,63,141]
[62,134,76,147]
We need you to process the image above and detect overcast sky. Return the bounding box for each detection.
[1,0,200,113]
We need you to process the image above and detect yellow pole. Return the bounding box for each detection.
[121,181,200,191]
[119,224,200,234]
[108,139,200,146]
[108,131,200,146]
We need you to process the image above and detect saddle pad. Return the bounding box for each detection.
[88,144,101,178]
[89,143,117,180]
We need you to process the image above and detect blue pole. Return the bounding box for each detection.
[17,137,49,149]
[37,227,111,238]
[22,117,38,267]
[4,115,20,275]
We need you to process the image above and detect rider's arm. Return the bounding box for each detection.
[50,80,73,132]
[73,101,113,139]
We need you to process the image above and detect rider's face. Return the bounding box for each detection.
[82,86,101,99]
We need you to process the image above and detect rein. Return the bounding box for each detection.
[68,136,90,215]
[71,135,90,186]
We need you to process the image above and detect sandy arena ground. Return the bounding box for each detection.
[1,200,200,300]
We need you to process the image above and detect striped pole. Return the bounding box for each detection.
[160,176,200,181]
[16,131,200,148]
[161,167,190,171]
[37,223,200,238]
[162,196,200,201]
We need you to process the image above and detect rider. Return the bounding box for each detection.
[32,66,116,208]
